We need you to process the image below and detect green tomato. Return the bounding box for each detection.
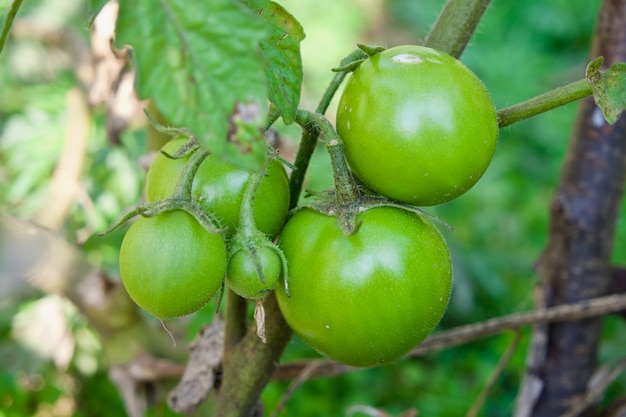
[119,210,227,319]
[226,245,281,299]
[145,137,290,237]
[336,45,498,206]
[276,207,452,367]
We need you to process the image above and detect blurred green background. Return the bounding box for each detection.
[1,0,625,416]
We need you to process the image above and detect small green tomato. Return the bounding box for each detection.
[226,245,281,299]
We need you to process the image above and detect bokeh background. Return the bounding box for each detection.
[1,0,624,416]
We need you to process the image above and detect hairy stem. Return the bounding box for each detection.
[287,65,353,206]
[223,288,248,365]
[294,110,360,205]
[497,79,594,128]
[424,0,492,58]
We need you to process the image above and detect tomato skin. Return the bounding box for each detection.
[145,137,290,237]
[226,246,281,299]
[119,210,227,319]
[336,45,498,206]
[275,207,452,367]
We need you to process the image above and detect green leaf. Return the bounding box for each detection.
[245,0,305,125]
[115,0,269,167]
[586,56,626,125]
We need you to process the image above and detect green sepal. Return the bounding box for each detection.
[357,43,386,57]
[296,187,452,237]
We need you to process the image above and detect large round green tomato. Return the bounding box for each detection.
[145,137,290,237]
[119,210,227,320]
[336,45,498,206]
[276,207,452,367]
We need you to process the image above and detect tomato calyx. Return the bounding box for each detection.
[331,44,385,73]
[298,187,451,237]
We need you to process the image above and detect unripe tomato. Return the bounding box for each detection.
[336,45,498,206]
[145,137,290,237]
[226,245,281,299]
[276,207,452,367]
[119,210,227,319]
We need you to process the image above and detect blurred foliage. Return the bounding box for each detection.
[1,0,625,416]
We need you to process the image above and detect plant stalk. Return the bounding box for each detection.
[294,110,360,205]
[424,0,492,58]
[287,48,363,206]
[497,79,594,128]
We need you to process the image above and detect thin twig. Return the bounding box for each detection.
[269,361,325,417]
[272,293,626,381]
[465,330,522,417]
[409,293,626,356]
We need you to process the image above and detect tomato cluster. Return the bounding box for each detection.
[119,138,290,320]
[116,44,497,367]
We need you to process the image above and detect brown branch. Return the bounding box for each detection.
[272,293,626,381]
[269,361,326,417]
[522,1,626,416]
[214,294,292,417]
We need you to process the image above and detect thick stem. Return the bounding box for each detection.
[223,288,248,365]
[326,138,360,205]
[214,294,292,417]
[424,0,492,58]
[497,79,594,128]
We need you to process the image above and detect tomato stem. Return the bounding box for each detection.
[497,78,594,128]
[287,48,365,208]
[171,145,208,200]
[223,288,248,365]
[294,110,361,205]
[424,0,492,58]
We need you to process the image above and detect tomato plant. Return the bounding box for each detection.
[336,45,499,206]
[275,207,452,367]
[226,245,282,299]
[119,210,227,320]
[145,137,290,237]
